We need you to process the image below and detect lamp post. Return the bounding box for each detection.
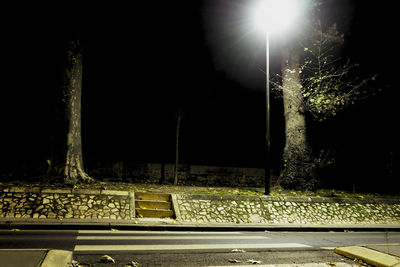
[253,0,300,195]
[265,31,271,195]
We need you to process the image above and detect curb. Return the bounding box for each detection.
[334,246,400,267]
[1,218,400,232]
[41,250,72,267]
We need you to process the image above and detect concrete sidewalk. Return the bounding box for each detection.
[335,244,400,267]
[0,249,72,267]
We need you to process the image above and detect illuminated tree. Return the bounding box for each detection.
[278,46,315,190]
[274,5,376,190]
[47,33,93,185]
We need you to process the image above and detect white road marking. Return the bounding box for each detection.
[78,230,244,235]
[205,263,355,267]
[77,235,270,240]
[74,243,311,251]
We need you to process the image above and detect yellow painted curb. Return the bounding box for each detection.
[334,246,400,267]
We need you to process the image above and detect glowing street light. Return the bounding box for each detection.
[252,0,301,195]
[253,0,301,35]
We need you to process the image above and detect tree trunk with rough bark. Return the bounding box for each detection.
[279,49,315,190]
[174,109,182,185]
[47,35,93,185]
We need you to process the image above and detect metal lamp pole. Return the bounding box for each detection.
[264,32,271,195]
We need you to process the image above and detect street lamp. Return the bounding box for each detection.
[252,0,300,195]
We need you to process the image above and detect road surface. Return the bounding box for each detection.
[0,229,399,266]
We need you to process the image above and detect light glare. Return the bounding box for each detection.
[253,0,299,34]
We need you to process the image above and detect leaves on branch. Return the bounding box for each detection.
[270,17,377,122]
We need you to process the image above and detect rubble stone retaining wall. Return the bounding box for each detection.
[175,194,400,225]
[1,187,400,227]
[0,187,134,220]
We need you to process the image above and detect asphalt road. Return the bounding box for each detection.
[0,229,399,266]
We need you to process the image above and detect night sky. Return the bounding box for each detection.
[1,1,398,189]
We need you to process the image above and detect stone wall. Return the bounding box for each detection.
[175,194,400,225]
[89,162,266,187]
[1,186,399,227]
[0,187,133,220]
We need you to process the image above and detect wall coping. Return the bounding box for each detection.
[178,194,400,205]
[1,187,130,196]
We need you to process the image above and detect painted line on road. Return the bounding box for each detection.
[205,263,354,267]
[77,235,271,240]
[78,230,244,235]
[74,243,311,251]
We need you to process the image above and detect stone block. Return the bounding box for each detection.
[101,190,129,196]
[10,187,27,193]
[42,188,71,194]
[73,189,101,195]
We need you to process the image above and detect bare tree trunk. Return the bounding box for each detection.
[159,162,166,184]
[279,49,315,190]
[174,109,182,185]
[48,34,93,185]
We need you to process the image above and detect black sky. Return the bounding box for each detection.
[1,0,398,188]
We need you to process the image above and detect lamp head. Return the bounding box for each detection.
[253,0,300,35]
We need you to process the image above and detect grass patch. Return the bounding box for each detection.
[1,180,399,199]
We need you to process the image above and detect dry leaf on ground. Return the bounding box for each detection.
[100,255,115,263]
[247,259,262,264]
[125,261,141,267]
[231,248,246,253]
